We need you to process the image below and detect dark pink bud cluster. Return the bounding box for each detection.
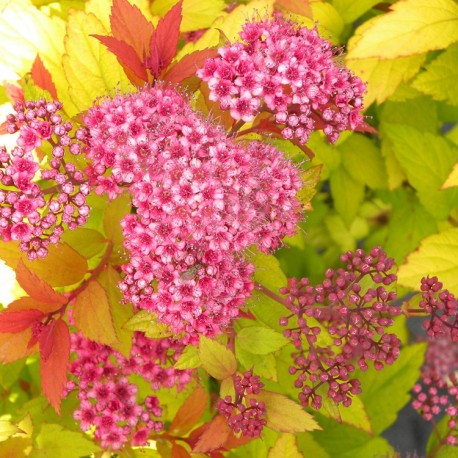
[419,276,458,341]
[216,370,266,437]
[66,332,192,450]
[0,99,90,258]
[279,247,401,409]
[197,18,366,143]
[83,86,303,341]
[412,338,458,446]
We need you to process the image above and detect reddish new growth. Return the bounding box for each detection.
[198,18,366,143]
[83,86,303,341]
[279,247,401,409]
[411,277,458,446]
[0,100,90,258]
[216,370,267,437]
[67,332,192,450]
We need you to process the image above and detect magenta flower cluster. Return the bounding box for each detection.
[0,100,90,258]
[411,277,458,445]
[279,247,401,409]
[198,18,366,143]
[66,332,191,449]
[216,370,267,437]
[83,85,303,341]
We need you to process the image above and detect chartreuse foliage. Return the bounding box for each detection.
[0,0,457,457]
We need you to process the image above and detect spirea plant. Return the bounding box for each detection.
[0,0,457,457]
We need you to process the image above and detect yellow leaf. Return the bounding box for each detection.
[124,310,172,338]
[347,0,458,60]
[0,421,24,442]
[73,280,118,345]
[174,344,201,370]
[150,0,226,32]
[256,391,321,433]
[0,241,88,287]
[268,433,303,458]
[397,228,458,294]
[199,336,237,380]
[62,10,132,117]
[442,163,458,189]
[346,54,425,106]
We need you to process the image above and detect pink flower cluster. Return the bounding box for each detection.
[279,247,401,409]
[411,277,458,445]
[197,18,366,143]
[67,332,191,450]
[0,100,90,258]
[83,86,303,341]
[216,370,266,437]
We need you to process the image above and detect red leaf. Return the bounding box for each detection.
[16,259,67,306]
[40,319,70,414]
[4,83,24,104]
[355,120,378,135]
[110,0,155,58]
[163,49,218,84]
[172,443,191,458]
[169,385,209,435]
[38,321,56,361]
[0,309,44,333]
[31,55,58,99]
[192,415,231,454]
[92,35,148,82]
[0,122,8,135]
[148,0,183,76]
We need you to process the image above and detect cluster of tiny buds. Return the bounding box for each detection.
[67,332,192,450]
[198,18,365,143]
[216,370,267,437]
[418,276,458,341]
[279,247,401,409]
[0,99,90,258]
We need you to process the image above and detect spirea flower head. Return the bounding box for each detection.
[0,100,90,258]
[84,85,304,341]
[197,17,366,143]
[67,332,191,450]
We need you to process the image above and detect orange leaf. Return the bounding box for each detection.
[4,83,24,105]
[169,385,208,435]
[192,415,230,454]
[275,0,312,17]
[0,329,38,363]
[149,0,183,76]
[73,280,117,345]
[40,319,70,414]
[16,260,67,305]
[172,443,191,458]
[110,0,155,58]
[163,49,218,84]
[92,35,148,82]
[31,54,57,99]
[0,309,44,333]
[6,296,65,315]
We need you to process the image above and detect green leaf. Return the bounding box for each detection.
[426,414,457,457]
[256,391,321,433]
[412,43,458,106]
[199,336,237,380]
[62,10,131,117]
[310,2,344,43]
[268,433,303,458]
[347,0,458,60]
[340,135,387,190]
[235,342,278,381]
[330,166,365,227]
[236,326,288,355]
[384,124,458,219]
[61,228,106,259]
[297,165,322,210]
[251,249,287,292]
[358,343,427,435]
[249,289,289,331]
[174,344,201,370]
[124,310,172,338]
[31,423,101,458]
[398,228,458,294]
[332,0,380,24]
